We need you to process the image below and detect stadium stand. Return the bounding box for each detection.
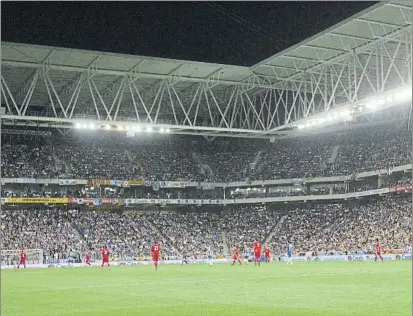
[1,125,411,263]
[1,127,411,182]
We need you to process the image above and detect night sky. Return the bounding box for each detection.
[2,1,377,66]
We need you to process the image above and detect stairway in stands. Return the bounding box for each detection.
[328,145,340,164]
[145,219,181,256]
[244,150,263,179]
[264,215,287,244]
[71,222,86,242]
[221,231,229,256]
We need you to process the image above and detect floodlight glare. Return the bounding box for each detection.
[105,124,111,130]
[75,122,81,129]
[297,124,305,130]
[386,95,393,103]
[340,109,350,117]
[134,126,141,132]
[117,125,124,131]
[366,101,377,109]
[82,123,88,129]
[165,128,171,133]
[159,127,165,133]
[89,123,96,129]
[396,88,412,101]
[377,99,385,106]
[146,126,153,133]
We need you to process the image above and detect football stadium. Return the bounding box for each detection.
[1,2,412,316]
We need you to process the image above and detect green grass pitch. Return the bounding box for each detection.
[2,261,411,316]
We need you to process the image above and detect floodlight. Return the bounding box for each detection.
[386,95,393,103]
[89,123,96,130]
[159,127,165,133]
[165,128,171,133]
[82,123,88,129]
[297,124,305,130]
[366,101,377,109]
[105,124,111,130]
[75,122,82,129]
[134,125,141,132]
[146,126,153,133]
[117,125,124,131]
[340,109,350,117]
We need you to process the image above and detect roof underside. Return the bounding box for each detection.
[1,1,412,139]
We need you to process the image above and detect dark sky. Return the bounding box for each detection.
[2,1,377,66]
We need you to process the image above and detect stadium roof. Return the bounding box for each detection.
[1,1,412,139]
[251,1,412,77]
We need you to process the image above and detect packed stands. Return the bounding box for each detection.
[1,194,410,262]
[1,127,411,182]
[272,195,411,254]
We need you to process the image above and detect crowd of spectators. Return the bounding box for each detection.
[0,208,81,261]
[219,205,280,250]
[1,193,410,264]
[149,211,224,255]
[272,195,411,254]
[1,127,411,182]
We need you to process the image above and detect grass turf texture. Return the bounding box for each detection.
[2,261,411,316]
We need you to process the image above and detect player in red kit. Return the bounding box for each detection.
[264,246,271,263]
[253,241,262,266]
[375,238,383,262]
[151,242,160,270]
[84,252,91,266]
[101,246,110,270]
[231,247,242,266]
[16,250,27,269]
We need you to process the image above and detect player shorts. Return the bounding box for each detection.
[19,259,25,264]
[254,252,261,260]
[232,256,239,260]
[208,255,212,260]
[376,252,381,256]
[102,257,109,264]
[287,253,292,258]
[152,255,159,262]
[265,255,270,259]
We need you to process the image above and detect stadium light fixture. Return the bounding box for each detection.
[165,128,171,133]
[105,124,111,130]
[386,95,393,103]
[145,126,153,133]
[75,122,81,129]
[366,101,377,109]
[159,127,165,133]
